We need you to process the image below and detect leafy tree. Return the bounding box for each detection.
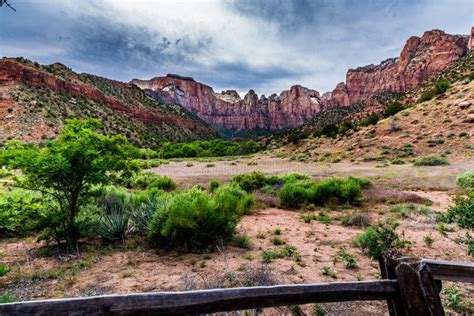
[1,118,135,249]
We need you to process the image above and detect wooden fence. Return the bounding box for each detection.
[0,251,473,315]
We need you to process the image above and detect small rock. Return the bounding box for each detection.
[458,100,471,109]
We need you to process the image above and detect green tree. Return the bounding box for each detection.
[1,118,135,249]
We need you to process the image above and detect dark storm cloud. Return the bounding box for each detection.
[0,0,472,94]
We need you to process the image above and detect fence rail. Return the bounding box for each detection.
[0,252,472,315]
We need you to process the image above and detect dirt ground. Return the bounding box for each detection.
[1,158,473,314]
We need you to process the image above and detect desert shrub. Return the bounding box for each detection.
[456,170,474,191]
[341,210,371,227]
[261,245,301,263]
[0,292,16,304]
[214,184,255,216]
[235,233,252,249]
[353,221,410,259]
[417,80,450,103]
[147,188,242,251]
[209,179,220,192]
[384,102,403,117]
[413,155,449,166]
[279,181,309,208]
[0,264,9,277]
[147,175,176,191]
[279,177,364,208]
[359,113,380,126]
[439,171,473,229]
[231,172,278,192]
[0,189,50,236]
[126,172,175,190]
[96,191,133,242]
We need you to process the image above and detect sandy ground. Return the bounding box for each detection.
[150,156,474,192]
[1,158,473,314]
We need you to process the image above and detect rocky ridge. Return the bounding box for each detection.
[133,28,472,135]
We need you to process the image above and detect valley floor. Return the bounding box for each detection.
[1,157,473,314]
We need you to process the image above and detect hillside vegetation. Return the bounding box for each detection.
[0,58,218,148]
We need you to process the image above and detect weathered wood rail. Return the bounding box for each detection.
[0,252,472,315]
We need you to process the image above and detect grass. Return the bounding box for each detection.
[261,245,301,263]
[235,234,252,249]
[0,264,9,277]
[413,155,449,166]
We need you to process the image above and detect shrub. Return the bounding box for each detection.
[261,245,300,263]
[209,179,220,192]
[0,189,50,236]
[147,188,242,251]
[279,181,309,208]
[456,170,474,191]
[231,172,278,192]
[384,102,403,117]
[96,191,132,242]
[353,221,410,259]
[413,155,449,166]
[341,210,371,227]
[235,233,252,249]
[214,184,255,216]
[147,175,176,191]
[0,292,16,304]
[0,264,9,277]
[417,80,450,103]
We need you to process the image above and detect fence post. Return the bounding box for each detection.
[379,251,406,316]
[395,262,444,315]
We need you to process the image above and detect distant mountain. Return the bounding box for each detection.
[132,28,473,137]
[0,59,218,147]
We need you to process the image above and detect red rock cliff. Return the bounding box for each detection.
[131,75,326,131]
[331,29,469,105]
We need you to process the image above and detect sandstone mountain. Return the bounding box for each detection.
[131,76,326,138]
[0,58,218,147]
[133,28,472,137]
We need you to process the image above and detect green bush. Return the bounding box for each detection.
[279,181,309,208]
[0,189,49,236]
[214,184,255,216]
[279,177,364,208]
[231,172,279,192]
[96,191,132,242]
[0,264,9,277]
[456,170,474,191]
[417,80,450,103]
[384,102,403,117]
[126,172,175,191]
[413,155,449,166]
[147,188,243,251]
[209,179,220,192]
[439,171,473,229]
[353,221,410,259]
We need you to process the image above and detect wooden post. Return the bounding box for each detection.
[395,262,444,315]
[379,250,407,316]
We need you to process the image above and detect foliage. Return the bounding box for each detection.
[124,172,175,191]
[209,179,220,192]
[417,79,450,103]
[0,292,16,304]
[383,102,403,117]
[261,245,301,263]
[413,155,449,166]
[353,221,410,259]
[0,189,51,236]
[0,264,9,277]
[235,233,252,249]
[341,210,371,227]
[214,184,255,216]
[455,170,474,191]
[96,191,132,242]
[0,119,134,249]
[231,172,279,192]
[279,177,364,208]
[152,139,262,159]
[147,187,245,251]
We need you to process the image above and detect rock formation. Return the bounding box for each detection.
[134,28,472,134]
[131,77,325,131]
[330,29,470,106]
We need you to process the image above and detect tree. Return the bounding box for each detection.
[1,118,135,249]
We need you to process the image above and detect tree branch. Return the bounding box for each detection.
[1,0,16,11]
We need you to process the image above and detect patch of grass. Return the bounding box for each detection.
[413,155,449,166]
[322,266,337,279]
[341,210,371,227]
[0,264,9,277]
[261,245,301,263]
[0,292,17,304]
[272,237,284,245]
[423,233,435,247]
[235,233,252,249]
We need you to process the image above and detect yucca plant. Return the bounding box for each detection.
[96,192,132,243]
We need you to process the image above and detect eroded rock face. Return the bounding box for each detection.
[131,76,325,131]
[332,29,469,105]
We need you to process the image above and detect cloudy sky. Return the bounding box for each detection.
[1,0,473,96]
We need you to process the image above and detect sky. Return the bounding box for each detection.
[1,0,473,96]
